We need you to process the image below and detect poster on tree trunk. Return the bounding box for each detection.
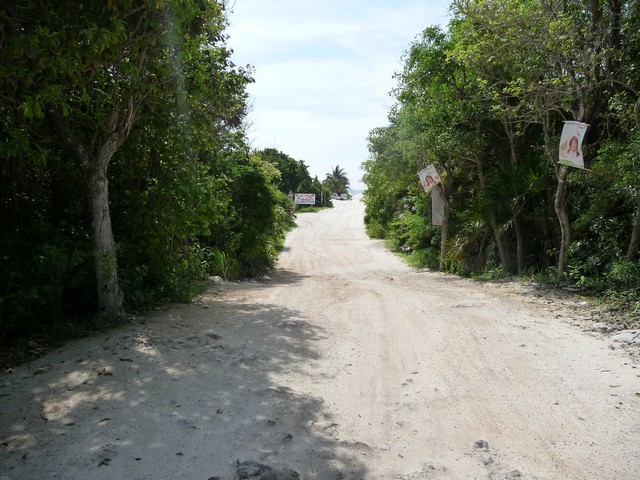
[559,121,588,169]
[418,164,441,193]
[431,187,444,226]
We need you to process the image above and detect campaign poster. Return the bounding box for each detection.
[559,121,588,169]
[418,164,441,193]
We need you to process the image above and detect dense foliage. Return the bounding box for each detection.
[0,1,316,345]
[362,0,640,316]
[255,148,332,207]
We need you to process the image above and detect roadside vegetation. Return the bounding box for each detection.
[362,1,640,326]
[0,1,330,361]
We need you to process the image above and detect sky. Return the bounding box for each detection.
[225,1,452,190]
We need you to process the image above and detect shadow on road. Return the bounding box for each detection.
[0,272,370,479]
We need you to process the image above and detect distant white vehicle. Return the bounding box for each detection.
[331,193,349,200]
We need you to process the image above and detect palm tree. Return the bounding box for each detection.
[324,165,350,195]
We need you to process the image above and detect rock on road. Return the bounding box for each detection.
[1,195,639,479]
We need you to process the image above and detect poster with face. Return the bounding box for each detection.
[559,121,588,169]
[418,164,441,193]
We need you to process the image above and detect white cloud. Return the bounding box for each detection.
[227,0,451,189]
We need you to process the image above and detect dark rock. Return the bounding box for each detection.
[318,450,336,459]
[474,439,489,450]
[237,460,272,478]
[259,468,301,480]
[235,460,300,480]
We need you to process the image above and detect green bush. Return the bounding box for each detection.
[0,230,95,342]
[606,258,640,290]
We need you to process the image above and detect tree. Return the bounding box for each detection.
[3,1,163,320]
[451,0,634,276]
[324,165,350,194]
[1,0,245,321]
[257,148,312,195]
[361,0,640,316]
[390,26,489,271]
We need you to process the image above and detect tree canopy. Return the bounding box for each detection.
[0,1,318,345]
[362,0,640,315]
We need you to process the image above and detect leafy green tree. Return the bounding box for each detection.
[311,176,334,207]
[255,148,332,206]
[451,0,636,276]
[2,1,166,320]
[387,26,490,271]
[0,0,256,334]
[363,122,416,239]
[256,148,311,194]
[362,0,640,319]
[450,5,553,273]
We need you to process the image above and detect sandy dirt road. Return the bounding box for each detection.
[1,196,639,480]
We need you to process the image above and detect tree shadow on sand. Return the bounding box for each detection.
[0,270,373,479]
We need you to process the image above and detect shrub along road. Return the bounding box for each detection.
[1,197,639,479]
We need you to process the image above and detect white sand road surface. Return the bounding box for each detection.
[1,196,639,479]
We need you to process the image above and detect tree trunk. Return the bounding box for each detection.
[543,113,572,278]
[47,99,136,322]
[474,117,511,271]
[506,121,524,275]
[491,217,511,272]
[554,165,571,275]
[513,210,525,274]
[627,201,640,260]
[86,162,125,321]
[437,186,450,272]
[475,146,512,273]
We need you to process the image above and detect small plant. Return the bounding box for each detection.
[606,258,640,289]
[297,205,330,213]
[473,262,509,281]
[406,248,440,269]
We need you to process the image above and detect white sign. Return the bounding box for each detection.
[418,164,441,193]
[559,121,588,169]
[294,193,316,205]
